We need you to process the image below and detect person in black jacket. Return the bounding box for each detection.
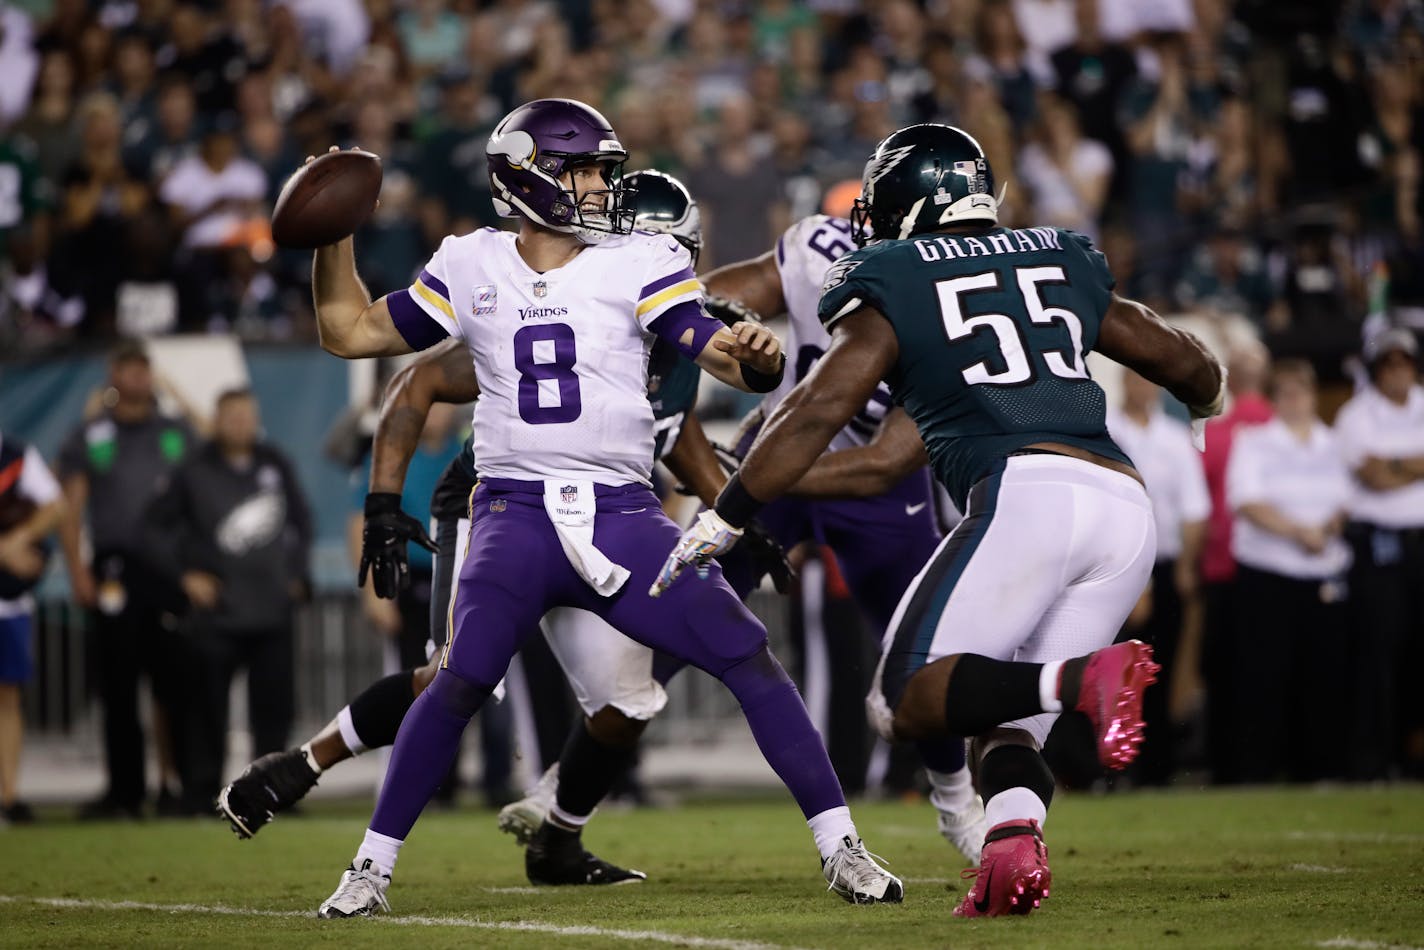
[58,340,196,820]
[147,387,311,812]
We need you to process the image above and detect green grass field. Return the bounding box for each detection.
[3,787,1423,949]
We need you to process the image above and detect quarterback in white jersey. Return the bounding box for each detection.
[307,98,901,919]
[394,226,699,485]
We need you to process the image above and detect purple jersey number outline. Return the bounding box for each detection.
[807,218,854,263]
[514,323,582,424]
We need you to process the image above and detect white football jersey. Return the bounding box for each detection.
[395,228,702,485]
[767,215,895,451]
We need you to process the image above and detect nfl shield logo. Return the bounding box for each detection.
[533,280,548,298]
[560,485,578,504]
[490,499,507,513]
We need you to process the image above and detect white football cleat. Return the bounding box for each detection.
[317,859,391,919]
[822,835,904,904]
[938,795,988,865]
[497,763,560,845]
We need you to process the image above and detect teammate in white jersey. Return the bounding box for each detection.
[699,214,987,861]
[306,98,901,918]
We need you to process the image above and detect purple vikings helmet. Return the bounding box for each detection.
[485,98,636,243]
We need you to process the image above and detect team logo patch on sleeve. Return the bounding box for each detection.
[822,257,862,293]
[472,284,498,316]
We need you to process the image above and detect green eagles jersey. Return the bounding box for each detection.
[818,225,1131,509]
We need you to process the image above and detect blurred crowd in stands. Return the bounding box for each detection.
[0,0,1419,381]
[2,0,1424,819]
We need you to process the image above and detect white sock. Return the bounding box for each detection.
[926,766,976,815]
[336,706,367,755]
[807,805,857,860]
[1038,661,1064,713]
[984,787,1048,830]
[548,802,591,830]
[299,741,323,776]
[355,828,403,875]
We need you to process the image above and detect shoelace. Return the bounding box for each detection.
[824,844,894,894]
[340,867,391,913]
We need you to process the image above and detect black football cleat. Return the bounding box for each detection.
[216,748,319,839]
[525,822,647,886]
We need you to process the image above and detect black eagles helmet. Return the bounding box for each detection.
[851,123,999,247]
[626,169,702,266]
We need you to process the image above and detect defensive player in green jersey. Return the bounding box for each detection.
[655,124,1225,918]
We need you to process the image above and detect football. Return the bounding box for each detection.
[270,149,383,249]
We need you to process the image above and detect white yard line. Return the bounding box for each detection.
[1287,831,1424,844]
[1317,938,1424,950]
[0,895,803,950]
[1288,864,1350,874]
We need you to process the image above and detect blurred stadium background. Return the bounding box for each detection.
[0,0,1422,822]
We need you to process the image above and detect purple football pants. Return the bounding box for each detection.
[369,479,846,842]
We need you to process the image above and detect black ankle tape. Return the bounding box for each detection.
[1059,655,1089,710]
[984,822,1043,844]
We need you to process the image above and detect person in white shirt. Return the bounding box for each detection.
[1105,370,1210,785]
[1226,359,1352,782]
[1016,95,1114,245]
[1332,328,1424,779]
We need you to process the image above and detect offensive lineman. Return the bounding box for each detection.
[307,99,901,917]
[656,123,1225,917]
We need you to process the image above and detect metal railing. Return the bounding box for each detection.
[22,588,795,749]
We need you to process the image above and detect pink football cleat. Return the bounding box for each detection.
[954,819,1051,918]
[1072,639,1160,770]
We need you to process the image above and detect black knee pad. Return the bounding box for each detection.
[426,668,493,721]
[978,742,1055,810]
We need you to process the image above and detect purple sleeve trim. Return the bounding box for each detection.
[418,268,450,299]
[639,266,696,300]
[388,289,451,351]
[647,300,721,360]
[776,234,786,268]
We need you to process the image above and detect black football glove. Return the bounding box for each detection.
[733,518,795,595]
[358,492,437,599]
[703,295,764,328]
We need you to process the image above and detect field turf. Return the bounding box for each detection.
[2,787,1422,948]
